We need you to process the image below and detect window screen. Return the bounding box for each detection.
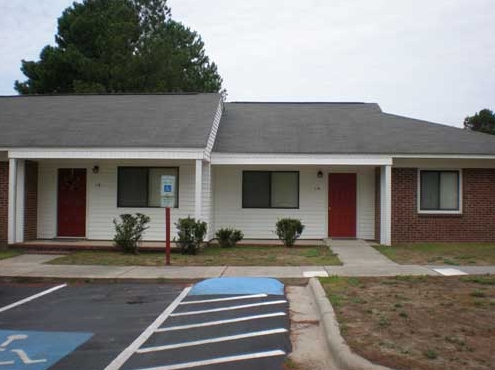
[148,168,178,207]
[420,171,459,211]
[243,171,299,208]
[271,172,299,208]
[118,167,178,207]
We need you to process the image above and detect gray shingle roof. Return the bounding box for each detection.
[213,102,495,155]
[2,96,495,155]
[0,93,221,148]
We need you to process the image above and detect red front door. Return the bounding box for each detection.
[328,173,356,237]
[57,168,86,237]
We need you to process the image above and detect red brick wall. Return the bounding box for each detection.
[374,167,381,242]
[0,162,8,246]
[392,168,495,243]
[24,161,38,241]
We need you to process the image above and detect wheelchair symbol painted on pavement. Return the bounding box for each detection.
[0,334,47,366]
[0,330,92,370]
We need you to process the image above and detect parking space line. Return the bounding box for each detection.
[104,287,191,370]
[0,284,67,314]
[180,293,267,305]
[137,328,287,353]
[170,299,287,316]
[156,312,286,332]
[129,350,286,370]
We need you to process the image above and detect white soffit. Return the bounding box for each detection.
[8,148,205,160]
[210,153,393,165]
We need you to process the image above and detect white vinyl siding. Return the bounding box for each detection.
[37,160,195,240]
[37,161,375,241]
[213,166,375,240]
[356,167,375,239]
[201,161,214,239]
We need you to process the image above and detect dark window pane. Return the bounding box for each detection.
[243,172,270,208]
[420,172,439,210]
[118,168,148,207]
[271,172,298,208]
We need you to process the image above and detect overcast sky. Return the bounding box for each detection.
[1,0,494,127]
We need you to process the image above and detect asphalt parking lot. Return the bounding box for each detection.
[0,278,290,370]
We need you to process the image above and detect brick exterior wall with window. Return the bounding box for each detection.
[0,162,8,246]
[24,160,38,241]
[392,168,495,243]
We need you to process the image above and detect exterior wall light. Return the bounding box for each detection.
[317,170,323,178]
[92,165,100,174]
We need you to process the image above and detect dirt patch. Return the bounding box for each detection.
[47,245,341,266]
[320,275,495,370]
[374,243,495,265]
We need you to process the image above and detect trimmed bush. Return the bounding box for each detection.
[113,213,150,254]
[175,216,207,255]
[275,218,305,247]
[216,228,244,248]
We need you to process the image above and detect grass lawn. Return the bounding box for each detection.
[47,244,341,266]
[320,275,495,370]
[374,243,495,265]
[0,248,22,260]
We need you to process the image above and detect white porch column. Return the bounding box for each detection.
[15,160,26,243]
[380,165,392,246]
[7,158,17,244]
[194,159,202,220]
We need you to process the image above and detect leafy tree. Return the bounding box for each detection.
[463,109,495,135]
[15,0,222,94]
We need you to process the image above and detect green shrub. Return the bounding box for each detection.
[175,216,207,255]
[216,228,244,248]
[113,213,150,254]
[275,218,304,247]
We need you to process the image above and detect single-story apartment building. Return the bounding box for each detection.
[1,93,495,246]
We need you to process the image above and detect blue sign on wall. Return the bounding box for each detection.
[163,184,172,192]
[0,330,92,370]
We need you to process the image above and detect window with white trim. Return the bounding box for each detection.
[419,170,460,211]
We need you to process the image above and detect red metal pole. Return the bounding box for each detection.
[166,207,171,265]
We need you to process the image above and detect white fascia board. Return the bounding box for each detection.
[203,100,223,161]
[8,147,205,160]
[394,154,495,159]
[210,153,393,165]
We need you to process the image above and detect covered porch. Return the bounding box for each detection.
[210,153,393,245]
[6,148,213,245]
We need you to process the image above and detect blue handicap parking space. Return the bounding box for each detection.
[0,330,92,370]
[189,277,284,296]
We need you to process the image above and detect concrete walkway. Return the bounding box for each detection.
[1,242,495,279]
[325,239,397,266]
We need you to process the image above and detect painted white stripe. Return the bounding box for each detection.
[180,293,267,305]
[433,268,468,276]
[170,300,287,317]
[156,312,286,332]
[137,328,287,353]
[103,287,191,370]
[0,284,67,314]
[129,350,286,370]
